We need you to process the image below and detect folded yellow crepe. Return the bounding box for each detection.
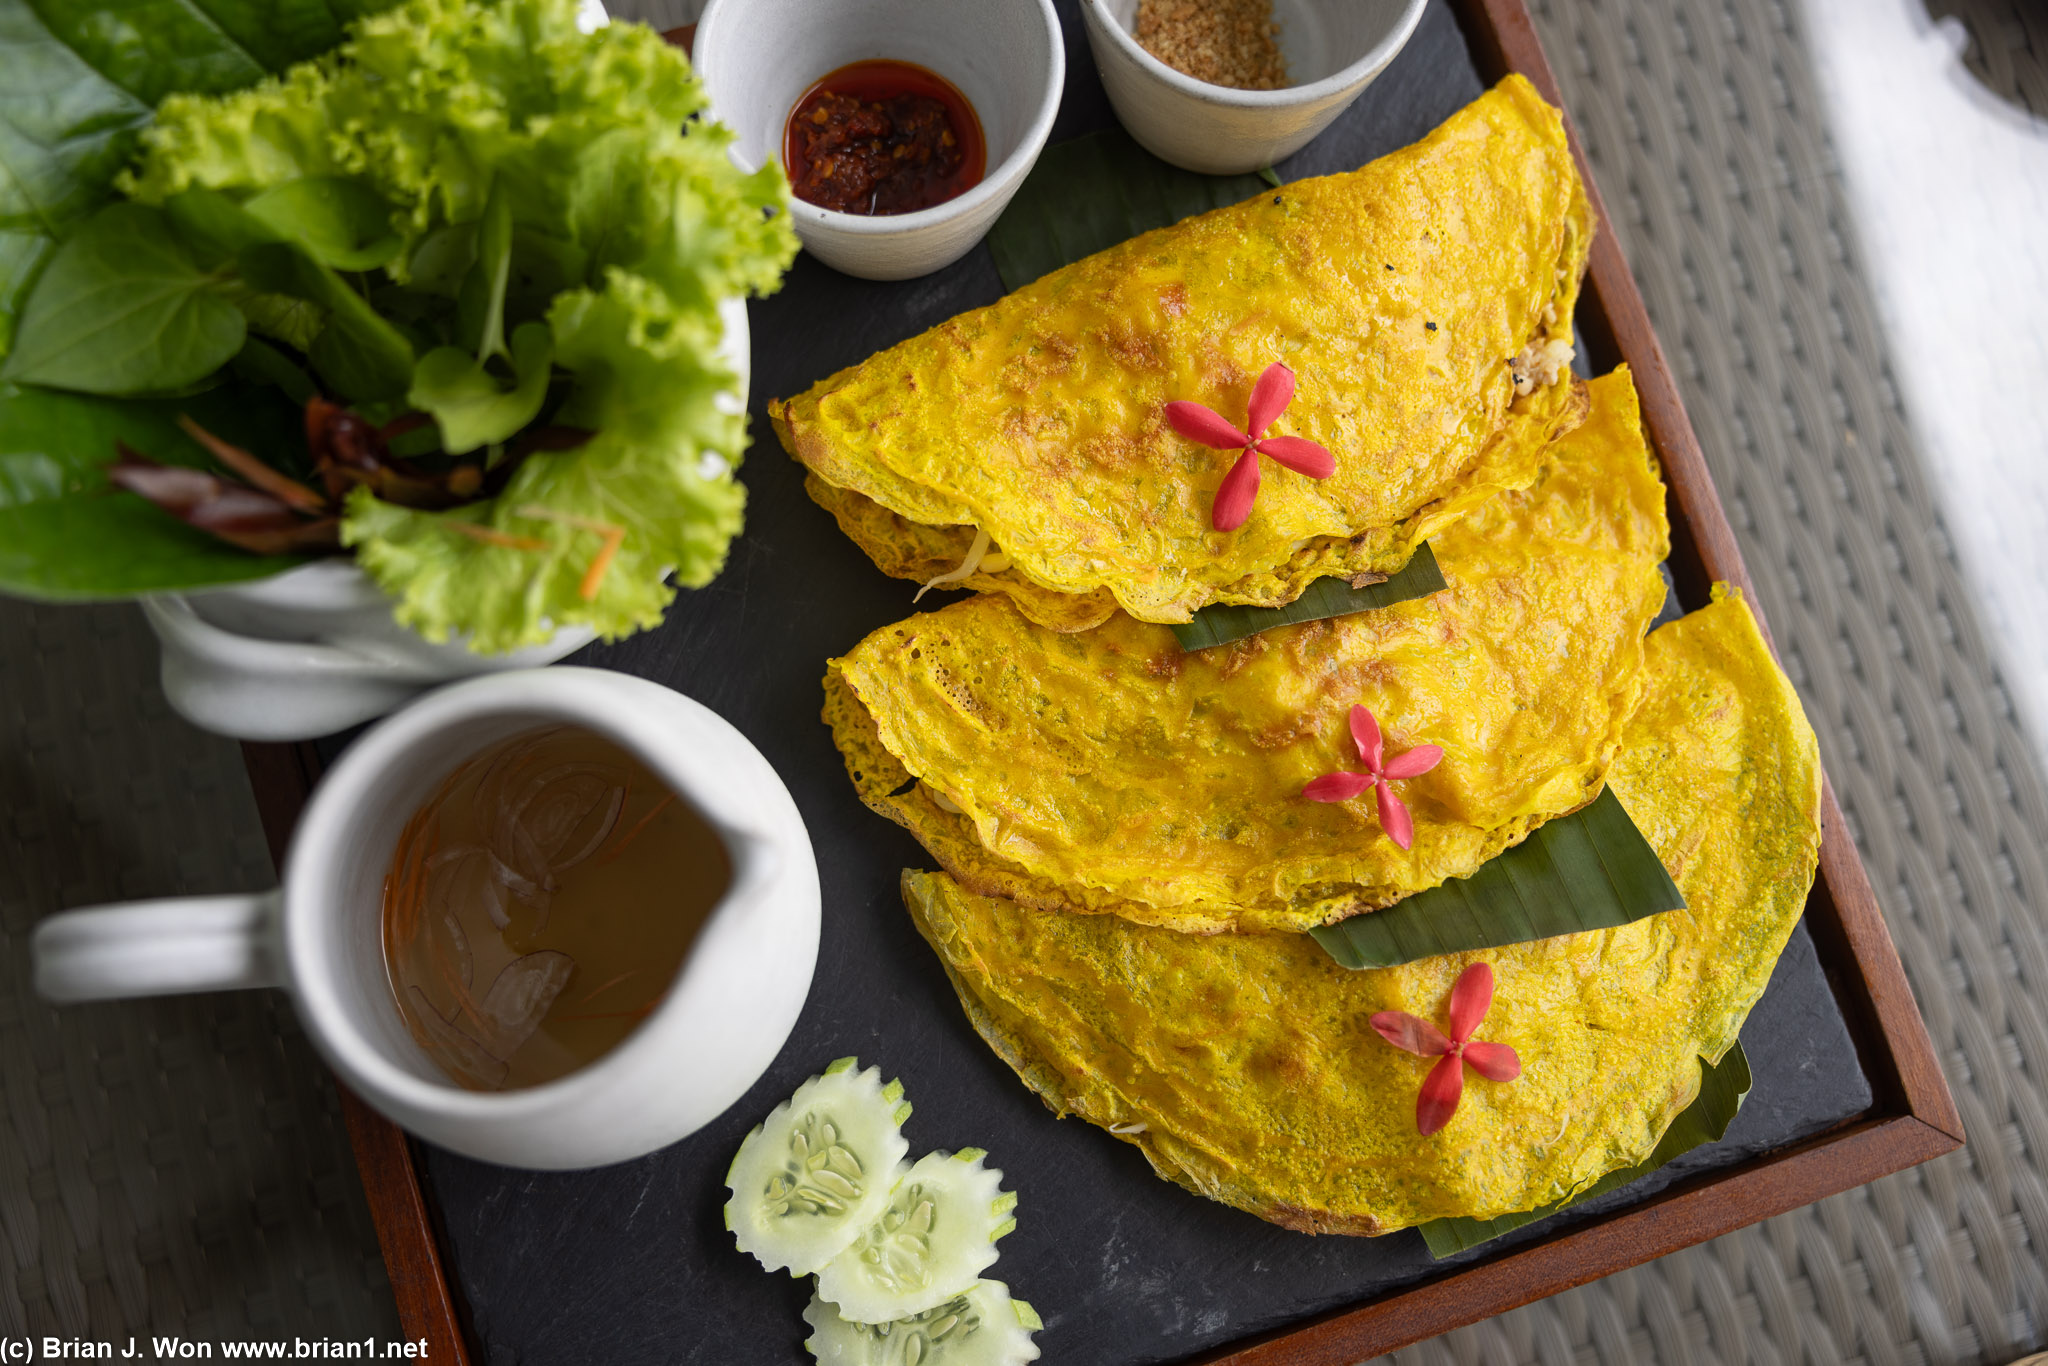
[825,368,1667,934]
[775,75,1593,629]
[902,587,1821,1234]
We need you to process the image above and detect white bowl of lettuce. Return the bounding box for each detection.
[0,0,796,739]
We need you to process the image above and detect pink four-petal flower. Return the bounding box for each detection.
[1165,362,1336,531]
[1370,962,1523,1136]
[1301,704,1444,850]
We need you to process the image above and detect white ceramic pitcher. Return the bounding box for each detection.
[31,667,821,1171]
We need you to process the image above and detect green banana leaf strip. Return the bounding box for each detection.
[1309,785,1684,970]
[1417,1041,1753,1258]
[1171,543,1448,651]
[985,129,1269,293]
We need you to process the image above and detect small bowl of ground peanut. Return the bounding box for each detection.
[1081,0,1427,174]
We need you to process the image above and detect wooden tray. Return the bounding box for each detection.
[239,1,1960,1361]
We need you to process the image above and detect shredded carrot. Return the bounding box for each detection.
[551,1004,657,1023]
[177,413,328,513]
[449,522,547,552]
[579,526,625,601]
[575,969,641,1005]
[598,793,673,864]
[513,503,627,601]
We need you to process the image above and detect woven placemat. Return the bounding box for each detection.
[1375,0,2048,1361]
[0,601,397,1342]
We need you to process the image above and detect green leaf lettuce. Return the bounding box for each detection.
[103,0,796,651]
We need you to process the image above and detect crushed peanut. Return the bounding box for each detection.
[1134,0,1289,92]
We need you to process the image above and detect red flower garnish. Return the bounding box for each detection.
[1371,963,1522,1136]
[1301,704,1443,849]
[1165,363,1335,531]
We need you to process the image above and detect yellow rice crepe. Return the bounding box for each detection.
[775,75,1592,627]
[825,368,1667,934]
[902,587,1822,1234]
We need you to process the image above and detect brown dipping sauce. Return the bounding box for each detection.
[783,60,986,216]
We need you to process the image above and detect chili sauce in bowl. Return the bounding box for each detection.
[783,60,987,216]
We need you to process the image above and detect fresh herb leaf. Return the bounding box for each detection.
[986,129,1269,292]
[0,380,309,598]
[405,221,478,298]
[457,178,516,361]
[0,0,402,361]
[0,230,54,355]
[0,3,153,237]
[238,239,415,401]
[164,186,285,262]
[230,335,319,407]
[2,202,246,394]
[1309,786,1686,970]
[243,176,402,270]
[17,0,796,652]
[410,320,554,454]
[1172,544,1450,651]
[1416,1042,1752,1257]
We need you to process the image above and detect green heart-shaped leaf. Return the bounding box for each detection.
[2,202,245,395]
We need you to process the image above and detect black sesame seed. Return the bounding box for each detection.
[1273,196,1282,205]
[1425,321,1437,331]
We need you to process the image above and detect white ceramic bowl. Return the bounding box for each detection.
[693,0,1065,281]
[143,296,749,742]
[1081,0,1427,175]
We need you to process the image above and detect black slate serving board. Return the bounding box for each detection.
[396,4,1875,1361]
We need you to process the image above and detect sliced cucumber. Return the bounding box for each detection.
[725,1058,913,1275]
[804,1279,1043,1366]
[814,1149,1018,1322]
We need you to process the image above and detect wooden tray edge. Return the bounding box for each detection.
[1196,1113,1959,1366]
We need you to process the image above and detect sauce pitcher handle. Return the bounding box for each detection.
[32,890,284,1003]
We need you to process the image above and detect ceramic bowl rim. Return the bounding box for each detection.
[1081,0,1428,110]
[696,0,1065,239]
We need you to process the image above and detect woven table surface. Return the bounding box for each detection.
[1375,0,2048,1361]
[0,603,399,1342]
[2,0,2042,1361]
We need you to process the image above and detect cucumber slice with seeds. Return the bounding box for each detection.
[726,1058,913,1275]
[815,1149,1018,1322]
[804,1279,1043,1366]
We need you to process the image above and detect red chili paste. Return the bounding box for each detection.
[783,60,986,216]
